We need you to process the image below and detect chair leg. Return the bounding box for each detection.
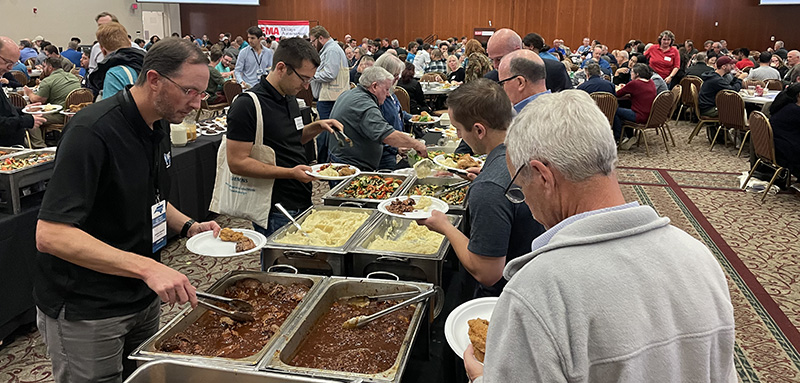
[742,159,761,190]
[762,167,784,203]
[641,130,650,156]
[676,105,684,122]
[660,127,670,153]
[737,130,750,158]
[710,126,723,151]
[688,121,707,144]
[664,123,676,146]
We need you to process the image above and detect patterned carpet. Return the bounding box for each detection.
[1,121,799,382]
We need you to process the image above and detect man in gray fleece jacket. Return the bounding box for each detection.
[464,90,736,382]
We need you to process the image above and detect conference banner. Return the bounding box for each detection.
[257,20,310,38]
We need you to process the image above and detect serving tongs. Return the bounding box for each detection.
[275,203,309,238]
[332,128,353,147]
[342,290,422,307]
[342,289,436,329]
[433,180,470,197]
[196,291,255,322]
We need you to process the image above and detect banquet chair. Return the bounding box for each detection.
[741,111,789,202]
[7,92,27,109]
[620,91,674,156]
[24,58,36,68]
[742,79,766,89]
[394,86,411,114]
[660,84,681,147]
[43,88,94,136]
[710,90,748,157]
[222,80,242,105]
[10,70,27,86]
[677,76,702,121]
[765,79,783,91]
[589,92,617,127]
[687,83,719,144]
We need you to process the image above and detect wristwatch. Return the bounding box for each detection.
[181,219,196,238]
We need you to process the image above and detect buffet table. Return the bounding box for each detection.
[168,134,223,220]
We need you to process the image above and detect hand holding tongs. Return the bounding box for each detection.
[433,180,470,197]
[196,291,255,322]
[332,128,353,147]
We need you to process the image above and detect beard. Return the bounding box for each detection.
[154,90,191,124]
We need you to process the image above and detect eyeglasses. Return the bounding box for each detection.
[0,54,15,67]
[504,164,526,204]
[498,74,522,86]
[159,73,209,100]
[286,64,312,84]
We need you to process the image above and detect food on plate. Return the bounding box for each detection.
[235,236,256,252]
[289,297,415,373]
[219,228,244,242]
[415,196,432,210]
[157,279,309,358]
[275,210,370,247]
[386,197,417,214]
[335,175,403,200]
[0,152,55,172]
[439,153,482,170]
[317,163,356,177]
[468,318,489,363]
[66,102,91,113]
[367,221,445,254]
[25,104,58,113]
[411,111,433,122]
[426,150,445,159]
[408,184,468,205]
[457,154,480,169]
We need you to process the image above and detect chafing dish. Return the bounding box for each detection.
[403,175,468,215]
[262,205,379,276]
[350,214,461,286]
[129,270,326,368]
[0,148,57,214]
[0,146,31,160]
[260,276,436,383]
[125,360,346,383]
[322,172,413,209]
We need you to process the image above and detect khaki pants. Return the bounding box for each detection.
[26,127,45,148]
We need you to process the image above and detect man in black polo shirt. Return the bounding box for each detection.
[34,39,221,382]
[0,36,46,146]
[226,37,342,245]
[419,79,545,297]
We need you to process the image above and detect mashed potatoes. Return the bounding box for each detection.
[367,222,444,254]
[276,210,370,247]
[318,166,340,177]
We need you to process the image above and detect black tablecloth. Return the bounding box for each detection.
[168,134,223,221]
[0,203,40,341]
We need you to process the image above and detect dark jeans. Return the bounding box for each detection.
[615,107,637,139]
[316,101,335,163]
[255,208,301,270]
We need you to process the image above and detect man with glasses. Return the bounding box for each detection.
[497,49,550,114]
[463,90,734,383]
[0,36,46,146]
[419,79,544,298]
[485,29,572,94]
[226,37,343,245]
[33,38,222,383]
[235,26,273,89]
[309,25,349,162]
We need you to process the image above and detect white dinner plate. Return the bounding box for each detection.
[185,228,266,257]
[59,110,77,116]
[377,195,448,219]
[199,129,224,136]
[433,154,484,174]
[305,163,361,181]
[23,104,62,115]
[445,297,498,360]
[410,115,440,125]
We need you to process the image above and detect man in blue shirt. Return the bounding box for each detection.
[497,49,550,114]
[577,62,615,94]
[548,39,566,57]
[234,26,273,88]
[581,45,612,76]
[18,40,38,63]
[62,41,82,67]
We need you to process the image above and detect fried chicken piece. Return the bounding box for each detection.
[457,154,480,170]
[235,236,256,252]
[468,318,489,363]
[219,228,244,242]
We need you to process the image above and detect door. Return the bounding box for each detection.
[142,11,165,41]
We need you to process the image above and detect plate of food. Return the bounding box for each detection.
[23,104,62,115]
[445,297,498,362]
[410,112,440,124]
[377,195,448,219]
[305,162,360,181]
[433,153,484,174]
[185,228,266,257]
[198,124,226,136]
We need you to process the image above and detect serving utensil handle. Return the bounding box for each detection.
[355,288,436,328]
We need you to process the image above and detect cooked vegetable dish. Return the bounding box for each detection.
[408,184,468,205]
[334,175,403,200]
[0,152,54,172]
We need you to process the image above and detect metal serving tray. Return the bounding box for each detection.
[260,276,436,383]
[350,214,462,286]
[0,148,56,174]
[322,172,413,209]
[0,146,31,160]
[262,205,379,276]
[125,360,347,383]
[129,270,326,368]
[403,175,468,215]
[0,148,57,214]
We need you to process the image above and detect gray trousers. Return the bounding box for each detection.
[36,298,160,383]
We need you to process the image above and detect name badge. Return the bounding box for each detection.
[294,116,304,130]
[664,56,672,62]
[256,68,264,75]
[151,200,167,253]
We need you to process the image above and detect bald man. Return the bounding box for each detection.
[498,49,550,113]
[484,28,572,92]
[0,36,46,146]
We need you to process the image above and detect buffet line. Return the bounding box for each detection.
[0,146,57,214]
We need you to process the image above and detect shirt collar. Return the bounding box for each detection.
[514,90,551,113]
[119,86,164,141]
[530,202,640,252]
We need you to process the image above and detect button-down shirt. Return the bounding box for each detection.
[514,90,551,114]
[234,45,273,88]
[311,38,348,99]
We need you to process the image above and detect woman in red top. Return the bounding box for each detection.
[645,30,681,86]
[614,63,657,147]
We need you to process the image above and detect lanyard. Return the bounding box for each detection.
[251,48,264,68]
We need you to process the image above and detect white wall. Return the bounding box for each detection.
[2,0,181,49]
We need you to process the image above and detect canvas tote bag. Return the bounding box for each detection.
[318,51,350,101]
[209,92,275,228]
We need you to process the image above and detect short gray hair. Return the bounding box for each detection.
[585,62,602,77]
[375,54,404,77]
[391,39,399,48]
[359,66,394,87]
[506,90,617,183]
[694,52,707,63]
